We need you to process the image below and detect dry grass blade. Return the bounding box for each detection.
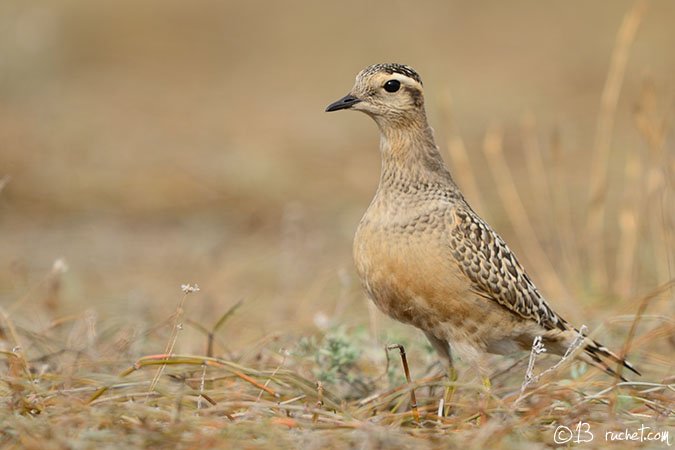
[482,125,568,299]
[184,300,243,357]
[588,0,648,207]
[257,349,287,401]
[633,82,675,290]
[615,279,675,382]
[520,113,553,229]
[586,0,648,285]
[208,299,243,357]
[0,307,43,411]
[446,136,486,214]
[614,206,640,296]
[386,344,420,424]
[147,289,194,395]
[89,354,280,403]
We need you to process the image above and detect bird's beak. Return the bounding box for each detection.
[325,94,361,112]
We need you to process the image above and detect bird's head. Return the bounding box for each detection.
[325,63,426,125]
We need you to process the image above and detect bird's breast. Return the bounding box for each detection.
[353,198,467,328]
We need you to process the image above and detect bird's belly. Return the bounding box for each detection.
[353,222,468,332]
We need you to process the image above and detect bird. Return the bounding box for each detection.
[325,63,640,387]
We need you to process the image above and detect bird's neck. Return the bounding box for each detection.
[376,114,456,189]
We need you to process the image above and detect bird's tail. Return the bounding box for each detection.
[580,337,641,382]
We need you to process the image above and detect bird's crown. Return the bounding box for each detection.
[358,63,423,85]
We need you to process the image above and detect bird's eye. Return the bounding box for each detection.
[383,79,401,93]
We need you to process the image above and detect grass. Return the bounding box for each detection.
[0,282,673,449]
[1,1,674,448]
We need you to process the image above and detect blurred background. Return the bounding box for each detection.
[0,0,672,359]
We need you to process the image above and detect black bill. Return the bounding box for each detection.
[325,94,361,112]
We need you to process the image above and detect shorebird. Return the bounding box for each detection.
[325,63,639,386]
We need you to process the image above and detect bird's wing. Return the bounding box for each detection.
[447,205,641,377]
[448,206,567,332]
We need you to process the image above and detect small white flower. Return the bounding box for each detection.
[181,283,200,293]
[313,311,330,329]
[52,258,68,274]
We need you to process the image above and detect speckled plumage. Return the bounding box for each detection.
[449,208,565,331]
[358,63,423,85]
[327,63,639,381]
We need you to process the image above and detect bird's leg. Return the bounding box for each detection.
[442,361,458,417]
[424,332,456,416]
[474,360,493,424]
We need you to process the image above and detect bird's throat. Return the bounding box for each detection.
[378,122,448,186]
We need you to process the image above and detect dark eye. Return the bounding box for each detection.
[383,79,400,93]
